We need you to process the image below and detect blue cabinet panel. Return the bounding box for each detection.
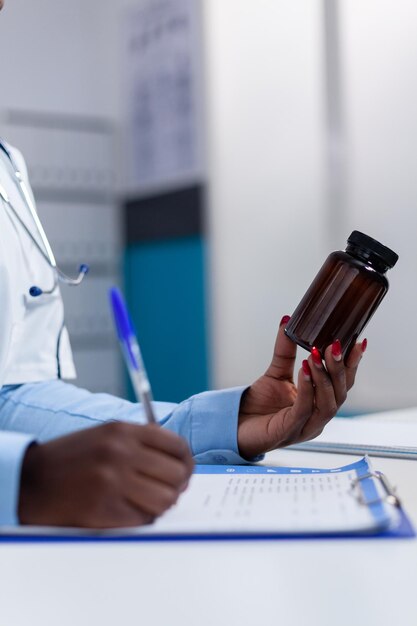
[125,235,209,403]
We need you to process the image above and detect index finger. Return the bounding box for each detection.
[265,315,297,381]
[137,425,193,467]
[345,338,367,390]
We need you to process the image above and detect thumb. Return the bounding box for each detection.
[265,315,297,381]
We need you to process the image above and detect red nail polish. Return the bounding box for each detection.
[302,359,312,380]
[331,339,342,361]
[280,315,291,327]
[361,338,368,353]
[311,346,322,367]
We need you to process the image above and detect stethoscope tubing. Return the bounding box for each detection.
[0,138,88,296]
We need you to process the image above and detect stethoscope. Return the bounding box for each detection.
[0,139,89,297]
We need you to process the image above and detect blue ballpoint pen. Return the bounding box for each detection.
[109,287,157,424]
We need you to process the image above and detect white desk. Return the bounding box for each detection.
[0,449,416,626]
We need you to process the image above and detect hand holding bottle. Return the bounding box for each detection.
[237,316,366,459]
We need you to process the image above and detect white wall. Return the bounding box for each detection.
[204,0,417,412]
[0,0,115,117]
[204,0,328,390]
[334,0,417,410]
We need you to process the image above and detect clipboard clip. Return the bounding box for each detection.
[350,471,401,508]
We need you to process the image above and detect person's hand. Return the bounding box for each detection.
[18,422,194,528]
[237,316,366,458]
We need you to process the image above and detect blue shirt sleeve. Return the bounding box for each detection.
[159,386,263,464]
[0,382,262,470]
[0,431,34,525]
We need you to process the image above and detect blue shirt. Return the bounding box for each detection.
[0,380,254,526]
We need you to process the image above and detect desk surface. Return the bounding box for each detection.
[0,449,416,626]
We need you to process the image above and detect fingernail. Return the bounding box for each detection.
[311,346,323,368]
[331,339,342,362]
[361,338,368,353]
[280,315,291,327]
[302,359,312,381]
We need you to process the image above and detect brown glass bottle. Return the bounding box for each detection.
[284,231,399,357]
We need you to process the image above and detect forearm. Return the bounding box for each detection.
[0,381,256,463]
[0,382,179,442]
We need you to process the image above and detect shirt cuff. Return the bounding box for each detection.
[0,432,35,526]
[189,386,265,465]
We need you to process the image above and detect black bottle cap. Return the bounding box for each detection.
[347,231,399,269]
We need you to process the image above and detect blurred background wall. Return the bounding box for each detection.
[0,0,416,413]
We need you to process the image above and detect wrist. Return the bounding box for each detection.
[238,411,266,462]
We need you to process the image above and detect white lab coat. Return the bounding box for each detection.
[0,143,76,387]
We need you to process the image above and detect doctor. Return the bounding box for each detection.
[0,0,366,528]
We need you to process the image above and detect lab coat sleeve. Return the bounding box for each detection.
[0,259,14,389]
[0,144,30,388]
[0,149,32,525]
[0,431,35,525]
